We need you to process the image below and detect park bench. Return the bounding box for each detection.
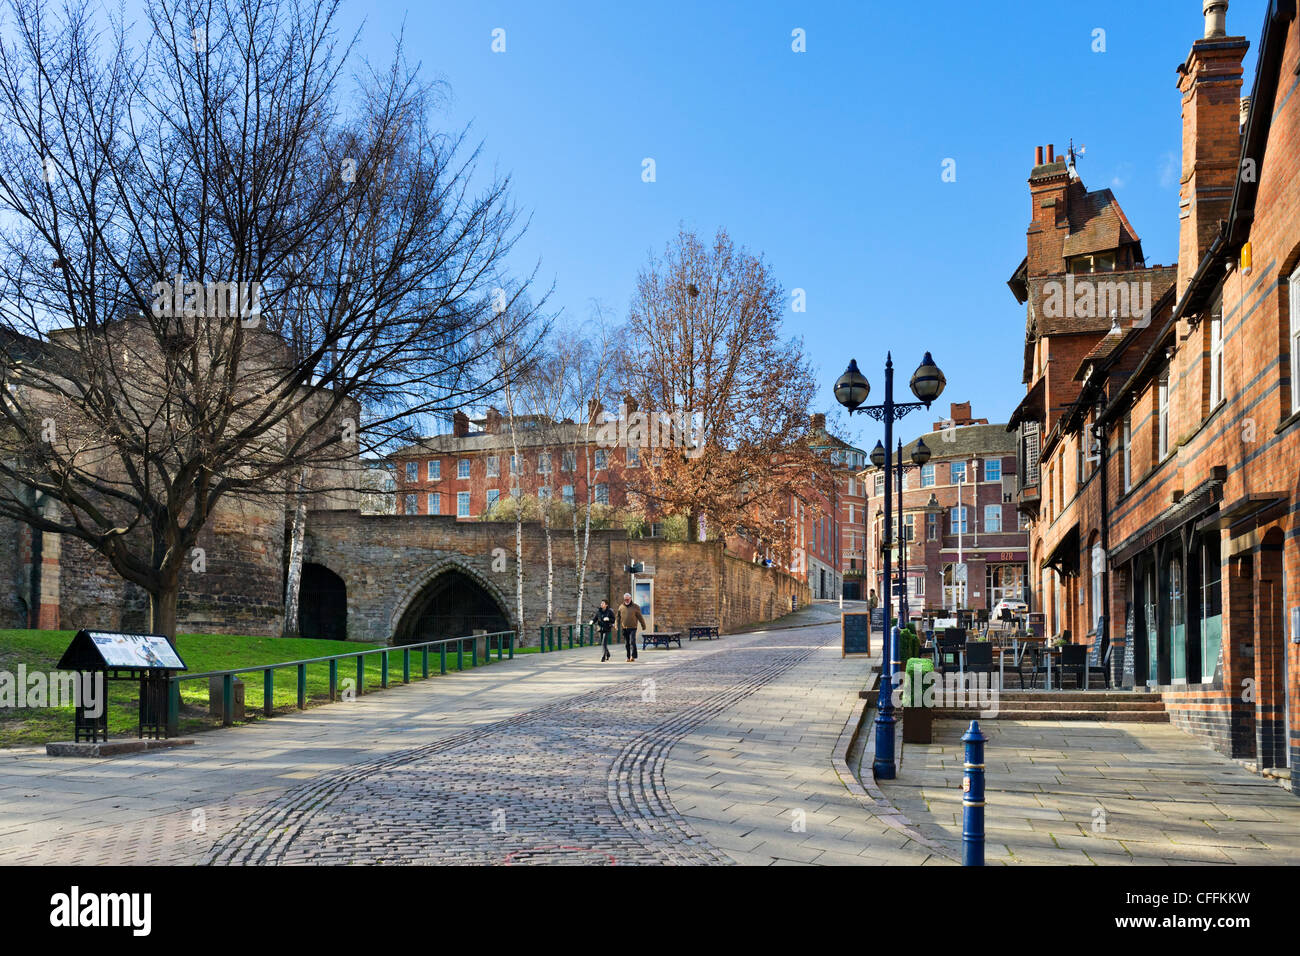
[641,630,683,650]
[688,624,719,641]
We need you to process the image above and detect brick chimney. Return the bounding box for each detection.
[810,412,826,431]
[1175,0,1248,299]
[452,410,470,438]
[484,407,502,435]
[1026,142,1071,276]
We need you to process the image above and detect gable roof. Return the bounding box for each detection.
[1061,185,1141,259]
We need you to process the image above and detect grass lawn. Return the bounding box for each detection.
[0,629,520,748]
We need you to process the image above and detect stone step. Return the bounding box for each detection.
[979,699,1166,711]
[932,708,1169,722]
[994,691,1164,702]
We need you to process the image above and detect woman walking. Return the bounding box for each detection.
[592,600,616,662]
[614,592,646,662]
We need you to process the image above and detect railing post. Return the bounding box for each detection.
[962,720,987,866]
[222,673,234,727]
[457,639,464,671]
[568,625,574,648]
[497,633,504,660]
[356,654,365,696]
[381,650,389,688]
[329,658,338,701]
[297,663,306,710]
[166,678,179,736]
[264,669,274,716]
[471,636,478,668]
[403,648,411,683]
[508,631,515,659]
[422,645,430,679]
[440,643,447,675]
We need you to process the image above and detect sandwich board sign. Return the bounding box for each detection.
[842,612,871,657]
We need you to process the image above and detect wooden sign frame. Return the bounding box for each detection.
[842,612,871,657]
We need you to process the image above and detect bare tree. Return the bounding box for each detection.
[0,0,545,636]
[623,226,820,563]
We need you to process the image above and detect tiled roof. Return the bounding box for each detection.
[1028,266,1176,336]
[1061,184,1140,258]
[859,423,1017,476]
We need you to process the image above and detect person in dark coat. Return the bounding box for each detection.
[591,600,616,662]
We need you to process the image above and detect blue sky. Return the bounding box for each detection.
[328,0,1267,448]
[9,0,1268,448]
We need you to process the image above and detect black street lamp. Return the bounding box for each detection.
[834,352,945,780]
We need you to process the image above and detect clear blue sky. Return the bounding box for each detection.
[330,0,1266,448]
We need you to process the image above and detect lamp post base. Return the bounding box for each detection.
[872,709,897,779]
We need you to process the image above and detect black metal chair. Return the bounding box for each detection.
[935,628,966,674]
[1058,644,1087,688]
[964,641,994,680]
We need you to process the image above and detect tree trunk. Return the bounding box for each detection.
[281,468,309,638]
[150,581,180,639]
[543,505,554,622]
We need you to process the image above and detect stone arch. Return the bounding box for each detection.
[389,557,514,646]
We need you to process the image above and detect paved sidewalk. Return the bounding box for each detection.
[877,718,1300,865]
[663,637,943,865]
[0,613,880,865]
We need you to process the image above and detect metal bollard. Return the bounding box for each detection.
[961,720,987,866]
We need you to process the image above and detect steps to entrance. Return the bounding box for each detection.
[932,691,1169,722]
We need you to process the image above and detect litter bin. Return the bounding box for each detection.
[209,676,245,721]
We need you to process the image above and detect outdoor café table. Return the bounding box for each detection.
[641,631,682,650]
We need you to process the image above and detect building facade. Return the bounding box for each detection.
[1009,1,1299,780]
[860,403,1029,617]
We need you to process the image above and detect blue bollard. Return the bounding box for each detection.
[961,720,987,866]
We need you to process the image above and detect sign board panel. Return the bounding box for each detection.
[869,606,886,632]
[842,612,871,657]
[57,630,186,671]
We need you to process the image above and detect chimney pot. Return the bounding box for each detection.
[1203,0,1228,39]
[1035,145,1044,165]
[1046,144,1054,163]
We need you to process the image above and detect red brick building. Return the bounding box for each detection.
[389,407,637,518]
[1008,1,1299,779]
[860,403,1029,617]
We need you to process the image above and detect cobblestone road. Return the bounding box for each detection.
[0,606,880,866]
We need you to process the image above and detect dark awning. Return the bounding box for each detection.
[1195,492,1287,535]
[1007,378,1045,432]
[1041,523,1080,575]
[1108,473,1225,566]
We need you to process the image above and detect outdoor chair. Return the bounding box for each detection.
[935,628,966,674]
[1017,644,1055,689]
[964,641,994,680]
[1058,644,1087,688]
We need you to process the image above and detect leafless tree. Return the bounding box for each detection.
[0,0,546,636]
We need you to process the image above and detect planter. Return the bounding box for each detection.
[902,705,933,744]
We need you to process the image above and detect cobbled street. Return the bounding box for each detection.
[0,608,901,865]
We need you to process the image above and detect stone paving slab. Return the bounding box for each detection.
[875,718,1300,865]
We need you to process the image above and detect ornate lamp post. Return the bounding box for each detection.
[834,352,945,780]
[893,437,931,624]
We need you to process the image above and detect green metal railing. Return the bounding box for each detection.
[536,623,596,651]
[166,630,515,733]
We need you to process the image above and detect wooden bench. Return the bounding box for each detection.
[641,630,683,650]
[688,624,719,641]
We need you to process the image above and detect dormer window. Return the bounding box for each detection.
[1068,251,1117,274]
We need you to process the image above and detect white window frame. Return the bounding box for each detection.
[1122,413,1132,492]
[538,452,551,474]
[404,493,417,515]
[1209,301,1224,410]
[950,461,966,485]
[486,488,500,508]
[457,491,470,517]
[594,449,609,471]
[1290,262,1300,414]
[949,506,968,535]
[427,460,440,481]
[874,473,885,495]
[458,458,471,479]
[594,482,609,505]
[984,504,1002,533]
[486,456,499,478]
[405,461,418,482]
[428,492,440,515]
[562,450,576,472]
[1157,370,1170,460]
[562,484,574,503]
[920,463,935,487]
[984,458,1001,482]
[509,454,520,476]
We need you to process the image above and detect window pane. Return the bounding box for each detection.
[457,492,470,517]
[984,458,1001,481]
[458,459,471,478]
[405,461,417,482]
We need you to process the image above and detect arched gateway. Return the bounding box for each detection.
[391,563,512,646]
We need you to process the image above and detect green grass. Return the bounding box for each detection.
[0,630,514,747]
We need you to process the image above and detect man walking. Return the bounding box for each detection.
[592,600,616,662]
[614,592,646,662]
